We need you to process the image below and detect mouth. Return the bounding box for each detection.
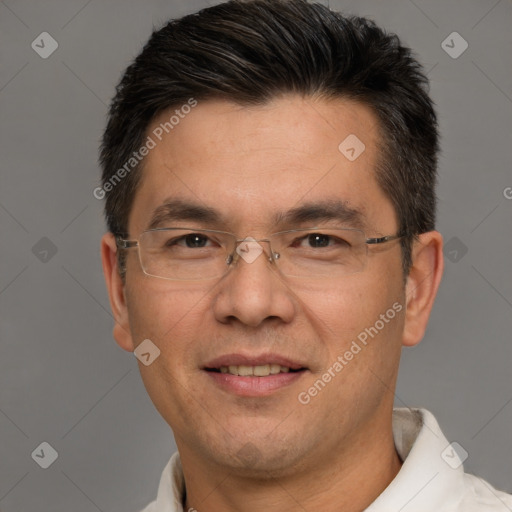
[203,355,308,396]
[206,364,304,377]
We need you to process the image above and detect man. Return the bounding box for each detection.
[99,1,512,510]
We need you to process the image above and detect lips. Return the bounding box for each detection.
[203,353,308,396]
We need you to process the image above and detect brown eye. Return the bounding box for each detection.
[183,234,209,248]
[164,233,211,248]
[307,233,331,248]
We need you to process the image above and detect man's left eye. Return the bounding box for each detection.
[294,233,349,249]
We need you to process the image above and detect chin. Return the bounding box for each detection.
[205,434,310,479]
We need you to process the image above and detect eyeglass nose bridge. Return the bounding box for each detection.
[225,237,281,266]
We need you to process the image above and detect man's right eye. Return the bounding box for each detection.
[166,233,211,248]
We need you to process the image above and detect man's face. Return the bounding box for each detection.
[115,96,408,475]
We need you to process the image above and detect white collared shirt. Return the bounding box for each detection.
[140,408,512,511]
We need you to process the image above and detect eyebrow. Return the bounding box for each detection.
[146,198,367,231]
[147,199,222,230]
[274,199,367,230]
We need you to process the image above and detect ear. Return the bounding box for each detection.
[402,231,444,347]
[101,232,135,352]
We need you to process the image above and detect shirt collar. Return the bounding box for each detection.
[364,408,466,511]
[151,408,467,511]
[152,452,185,512]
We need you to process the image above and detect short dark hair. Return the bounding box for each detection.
[100,0,439,275]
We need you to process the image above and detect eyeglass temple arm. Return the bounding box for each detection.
[116,237,138,249]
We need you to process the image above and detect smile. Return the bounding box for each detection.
[212,364,301,376]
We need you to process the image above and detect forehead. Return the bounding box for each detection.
[128,95,395,234]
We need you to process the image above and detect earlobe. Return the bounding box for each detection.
[101,233,134,352]
[402,231,444,347]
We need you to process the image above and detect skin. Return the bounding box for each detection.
[102,95,444,512]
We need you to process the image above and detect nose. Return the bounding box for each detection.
[211,238,295,328]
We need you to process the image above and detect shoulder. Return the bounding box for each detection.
[138,502,157,512]
[458,473,512,510]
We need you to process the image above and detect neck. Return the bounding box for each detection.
[179,415,402,512]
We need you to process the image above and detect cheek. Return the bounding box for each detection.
[125,276,210,355]
[290,272,405,362]
[124,279,213,421]
[289,275,389,331]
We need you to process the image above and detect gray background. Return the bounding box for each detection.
[1,0,511,510]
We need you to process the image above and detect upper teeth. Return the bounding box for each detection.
[220,364,291,376]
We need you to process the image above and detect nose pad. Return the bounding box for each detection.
[225,238,278,267]
[225,252,276,266]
